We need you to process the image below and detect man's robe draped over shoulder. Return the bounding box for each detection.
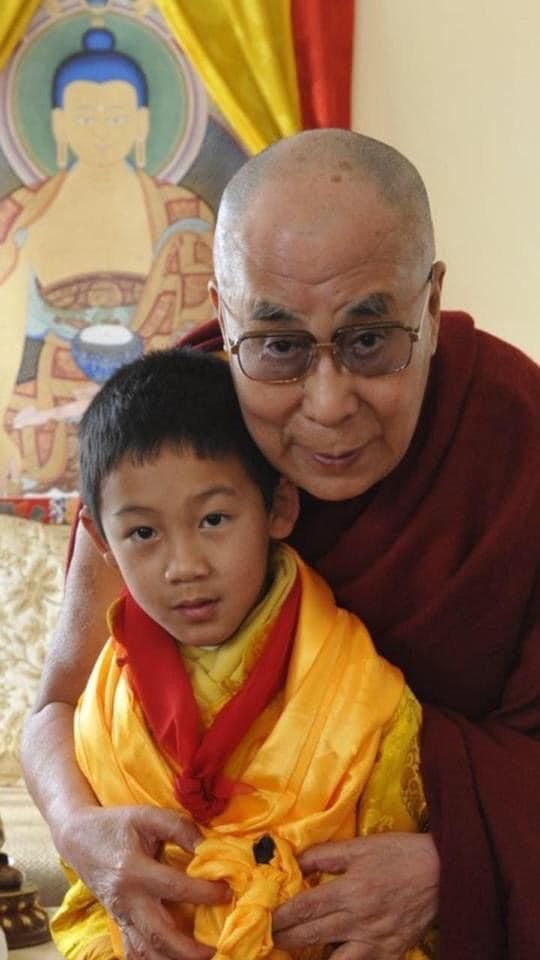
[185,312,540,959]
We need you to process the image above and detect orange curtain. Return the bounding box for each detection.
[0,0,41,72]
[155,0,302,153]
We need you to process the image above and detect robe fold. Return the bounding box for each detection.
[182,311,540,958]
[52,546,430,960]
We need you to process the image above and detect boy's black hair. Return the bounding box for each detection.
[79,348,280,537]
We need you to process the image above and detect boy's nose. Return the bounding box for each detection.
[163,542,209,583]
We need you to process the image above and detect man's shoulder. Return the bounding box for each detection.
[436,311,539,497]
[177,318,222,352]
[439,310,539,405]
[440,308,537,362]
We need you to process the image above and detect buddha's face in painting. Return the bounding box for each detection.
[52,80,149,167]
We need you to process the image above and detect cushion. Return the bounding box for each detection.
[0,516,70,785]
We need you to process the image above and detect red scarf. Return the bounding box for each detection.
[113,574,301,824]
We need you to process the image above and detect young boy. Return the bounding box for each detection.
[51,348,433,960]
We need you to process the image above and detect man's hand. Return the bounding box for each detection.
[58,804,231,960]
[272,833,439,960]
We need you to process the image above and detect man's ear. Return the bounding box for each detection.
[427,260,446,356]
[208,280,227,345]
[268,478,300,540]
[208,279,218,311]
[79,505,118,569]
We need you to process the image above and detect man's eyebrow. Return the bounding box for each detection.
[344,293,389,320]
[250,301,298,324]
[248,295,391,325]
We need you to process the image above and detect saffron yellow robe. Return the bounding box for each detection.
[52,546,433,960]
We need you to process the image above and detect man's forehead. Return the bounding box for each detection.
[221,185,416,271]
[246,172,391,228]
[214,172,431,317]
[219,224,423,305]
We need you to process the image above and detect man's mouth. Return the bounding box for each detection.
[310,445,367,468]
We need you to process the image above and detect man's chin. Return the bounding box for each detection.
[294,472,378,502]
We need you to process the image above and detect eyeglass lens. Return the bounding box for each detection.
[237,327,414,381]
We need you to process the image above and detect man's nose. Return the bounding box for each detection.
[301,350,360,426]
[164,539,209,583]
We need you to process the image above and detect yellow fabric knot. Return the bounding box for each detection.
[188,834,304,959]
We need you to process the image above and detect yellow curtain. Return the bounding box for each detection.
[155,0,302,154]
[0,0,41,72]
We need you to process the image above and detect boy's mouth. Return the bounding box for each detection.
[172,598,219,622]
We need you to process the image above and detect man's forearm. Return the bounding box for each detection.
[21,702,98,854]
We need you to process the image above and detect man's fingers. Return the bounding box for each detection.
[115,896,175,934]
[273,882,346,935]
[297,838,358,876]
[122,924,165,960]
[331,942,371,960]
[122,919,213,960]
[121,858,230,905]
[273,909,352,951]
[133,807,202,854]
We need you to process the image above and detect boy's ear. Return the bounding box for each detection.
[268,477,299,540]
[79,505,118,569]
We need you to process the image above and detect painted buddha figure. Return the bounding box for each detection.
[0,28,213,493]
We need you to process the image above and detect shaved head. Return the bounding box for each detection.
[214,129,435,289]
[209,129,445,502]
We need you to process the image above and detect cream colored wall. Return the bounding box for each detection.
[352,0,540,361]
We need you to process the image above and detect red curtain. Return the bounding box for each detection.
[291,0,355,129]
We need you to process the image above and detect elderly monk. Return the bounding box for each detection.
[22,130,540,960]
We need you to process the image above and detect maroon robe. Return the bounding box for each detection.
[184,311,540,959]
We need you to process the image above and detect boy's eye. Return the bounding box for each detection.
[130,526,155,541]
[201,512,227,528]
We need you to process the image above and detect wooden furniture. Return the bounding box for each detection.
[0,855,50,951]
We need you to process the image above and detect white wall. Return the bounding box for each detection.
[352,0,540,361]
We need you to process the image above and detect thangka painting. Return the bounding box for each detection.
[0,0,246,497]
